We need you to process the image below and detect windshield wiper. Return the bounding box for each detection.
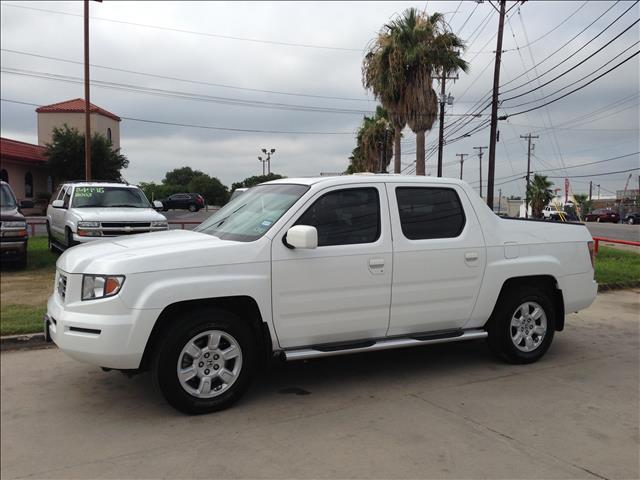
[212,203,247,228]
[109,204,144,208]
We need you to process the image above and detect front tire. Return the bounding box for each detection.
[487,286,556,364]
[152,307,256,414]
[47,223,55,252]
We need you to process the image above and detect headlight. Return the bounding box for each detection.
[1,221,27,229]
[151,221,168,229]
[77,221,101,237]
[1,221,27,237]
[82,275,125,301]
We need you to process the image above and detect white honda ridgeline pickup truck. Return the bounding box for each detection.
[45,175,597,414]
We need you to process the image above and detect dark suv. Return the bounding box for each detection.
[1,181,33,268]
[584,208,620,223]
[158,193,205,212]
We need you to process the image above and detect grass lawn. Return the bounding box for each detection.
[0,238,638,336]
[1,236,57,336]
[594,246,640,288]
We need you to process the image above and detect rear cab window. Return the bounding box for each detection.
[395,187,465,240]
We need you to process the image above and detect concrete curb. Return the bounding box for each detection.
[598,281,640,293]
[0,333,53,352]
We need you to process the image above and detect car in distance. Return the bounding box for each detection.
[584,208,620,223]
[623,212,640,224]
[45,175,598,414]
[46,182,168,251]
[0,180,33,268]
[229,188,248,202]
[158,193,205,212]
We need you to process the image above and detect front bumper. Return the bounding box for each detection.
[46,289,162,369]
[0,239,27,258]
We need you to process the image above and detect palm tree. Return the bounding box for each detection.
[527,175,554,218]
[363,34,406,173]
[363,8,468,176]
[347,106,394,173]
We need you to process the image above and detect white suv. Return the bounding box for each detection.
[46,182,168,250]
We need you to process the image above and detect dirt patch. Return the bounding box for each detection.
[0,268,55,308]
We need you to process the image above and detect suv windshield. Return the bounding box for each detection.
[0,184,17,209]
[195,184,308,242]
[72,186,152,208]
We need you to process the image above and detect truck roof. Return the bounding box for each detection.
[62,182,137,188]
[264,174,469,188]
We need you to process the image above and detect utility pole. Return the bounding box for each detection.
[473,146,487,198]
[258,148,276,175]
[83,0,91,181]
[456,153,467,180]
[498,188,502,214]
[521,133,539,219]
[437,73,458,177]
[486,0,507,210]
[597,184,601,200]
[588,181,593,214]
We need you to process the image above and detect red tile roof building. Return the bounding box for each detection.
[36,98,121,122]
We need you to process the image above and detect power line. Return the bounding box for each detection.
[1,3,362,52]
[547,168,640,179]
[0,98,355,135]
[502,50,639,119]
[515,1,589,48]
[501,1,638,94]
[501,19,639,103]
[0,48,374,102]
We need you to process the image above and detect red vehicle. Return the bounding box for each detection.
[584,208,620,223]
[158,193,205,212]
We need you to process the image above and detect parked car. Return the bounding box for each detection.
[229,188,248,202]
[584,208,620,223]
[158,193,205,212]
[623,212,640,225]
[46,182,168,251]
[0,181,33,268]
[45,175,597,414]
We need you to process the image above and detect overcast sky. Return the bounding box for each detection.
[1,0,638,198]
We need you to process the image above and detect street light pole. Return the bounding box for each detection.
[259,148,276,175]
[84,0,91,181]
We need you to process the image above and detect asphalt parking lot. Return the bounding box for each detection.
[1,289,638,479]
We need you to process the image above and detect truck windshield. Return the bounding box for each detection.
[72,186,152,208]
[0,184,18,209]
[195,184,308,242]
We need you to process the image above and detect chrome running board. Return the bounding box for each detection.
[283,329,488,361]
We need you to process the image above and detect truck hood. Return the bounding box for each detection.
[56,229,259,274]
[73,207,167,222]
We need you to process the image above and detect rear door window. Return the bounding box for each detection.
[395,187,465,240]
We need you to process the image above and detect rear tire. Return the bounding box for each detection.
[188,204,197,212]
[487,285,556,364]
[152,307,256,414]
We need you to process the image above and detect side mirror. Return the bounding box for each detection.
[286,225,318,249]
[19,200,34,209]
[153,200,164,210]
[51,200,65,208]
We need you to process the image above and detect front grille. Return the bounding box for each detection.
[57,273,67,300]
[101,222,151,228]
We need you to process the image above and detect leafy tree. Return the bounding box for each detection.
[527,174,554,218]
[163,166,202,186]
[141,167,229,206]
[363,8,468,175]
[45,124,129,181]
[231,173,285,191]
[188,174,228,205]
